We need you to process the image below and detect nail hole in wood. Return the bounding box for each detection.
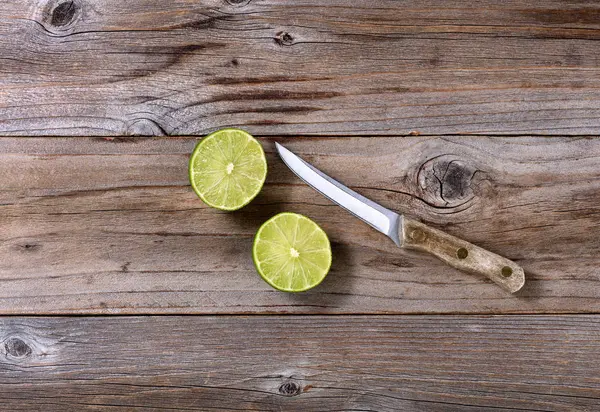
[457,248,468,259]
[20,243,41,251]
[502,266,513,278]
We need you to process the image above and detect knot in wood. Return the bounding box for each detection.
[4,337,33,358]
[126,118,167,136]
[274,31,294,46]
[41,0,82,32]
[51,1,78,27]
[278,381,301,396]
[225,0,251,6]
[417,154,479,208]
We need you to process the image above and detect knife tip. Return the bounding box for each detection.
[274,142,286,154]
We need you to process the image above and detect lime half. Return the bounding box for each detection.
[253,213,332,292]
[189,128,267,211]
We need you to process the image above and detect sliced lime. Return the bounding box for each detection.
[253,213,332,292]
[189,128,267,211]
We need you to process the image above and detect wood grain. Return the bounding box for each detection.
[2,0,600,135]
[1,135,599,314]
[0,315,599,411]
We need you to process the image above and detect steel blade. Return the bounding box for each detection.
[275,143,401,246]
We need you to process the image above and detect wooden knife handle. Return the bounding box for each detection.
[400,217,525,293]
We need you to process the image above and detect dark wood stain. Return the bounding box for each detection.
[119,43,224,80]
[92,136,140,143]
[206,75,332,86]
[522,8,600,25]
[209,90,342,103]
[244,119,289,125]
[219,106,320,115]
[171,14,236,31]
[368,86,412,94]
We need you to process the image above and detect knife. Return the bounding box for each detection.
[275,143,525,293]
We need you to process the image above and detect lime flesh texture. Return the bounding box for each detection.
[253,213,332,292]
[189,128,267,211]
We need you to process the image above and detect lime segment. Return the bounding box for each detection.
[253,213,332,292]
[189,128,267,211]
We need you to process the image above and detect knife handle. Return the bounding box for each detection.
[400,217,525,293]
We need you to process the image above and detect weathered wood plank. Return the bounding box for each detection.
[1,0,600,135]
[1,136,599,314]
[0,315,599,411]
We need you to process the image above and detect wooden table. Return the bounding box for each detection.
[2,1,600,410]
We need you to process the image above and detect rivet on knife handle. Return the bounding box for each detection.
[401,217,525,293]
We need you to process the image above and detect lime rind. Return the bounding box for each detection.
[252,212,332,292]
[189,128,267,211]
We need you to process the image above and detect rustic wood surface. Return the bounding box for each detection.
[2,0,600,410]
[2,0,600,136]
[1,315,599,412]
[2,136,599,314]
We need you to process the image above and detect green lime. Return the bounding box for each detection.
[189,128,267,211]
[253,213,332,292]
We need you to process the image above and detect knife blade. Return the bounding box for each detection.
[275,143,525,293]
